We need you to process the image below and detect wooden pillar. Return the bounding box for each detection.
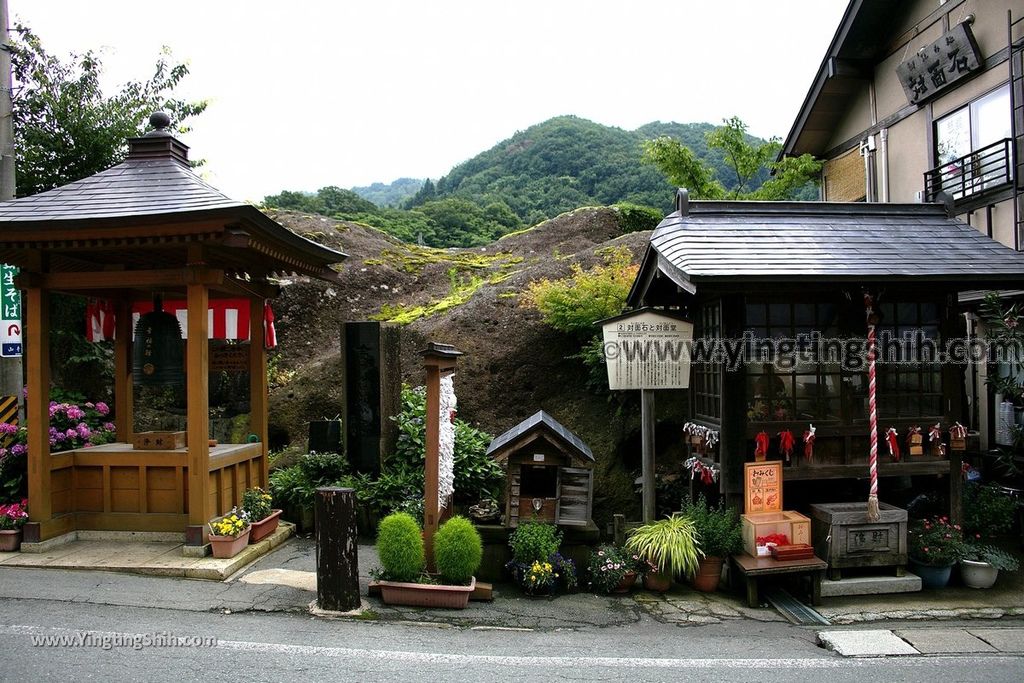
[185,280,211,543]
[421,342,461,572]
[25,286,51,524]
[315,487,360,612]
[641,388,656,523]
[113,298,133,443]
[249,297,269,489]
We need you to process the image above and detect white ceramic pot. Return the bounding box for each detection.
[960,559,999,589]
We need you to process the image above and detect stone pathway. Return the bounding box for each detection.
[819,627,1024,657]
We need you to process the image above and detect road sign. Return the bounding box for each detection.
[1,264,21,358]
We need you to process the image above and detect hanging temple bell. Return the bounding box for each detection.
[132,296,185,386]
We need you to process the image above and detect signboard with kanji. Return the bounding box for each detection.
[600,309,693,390]
[744,461,783,514]
[896,22,982,105]
[0,265,21,358]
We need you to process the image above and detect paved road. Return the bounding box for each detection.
[2,592,1023,682]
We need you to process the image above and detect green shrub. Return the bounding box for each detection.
[963,483,1017,537]
[614,202,663,234]
[681,495,742,558]
[298,452,348,486]
[376,512,425,582]
[433,515,483,584]
[509,521,562,564]
[269,464,315,509]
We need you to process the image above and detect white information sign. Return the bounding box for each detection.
[601,310,693,390]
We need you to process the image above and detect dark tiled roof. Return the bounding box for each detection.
[486,410,594,462]
[0,156,242,223]
[647,201,1024,284]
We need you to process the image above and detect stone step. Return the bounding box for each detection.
[820,573,922,597]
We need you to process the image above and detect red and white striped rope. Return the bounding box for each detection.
[865,293,878,500]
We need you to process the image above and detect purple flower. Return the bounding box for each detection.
[66,406,85,420]
[0,422,17,436]
[76,423,91,439]
[95,402,110,416]
[65,428,76,439]
[10,444,26,456]
[102,422,116,432]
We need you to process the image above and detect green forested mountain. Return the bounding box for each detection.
[263,116,780,247]
[404,116,772,222]
[350,177,424,207]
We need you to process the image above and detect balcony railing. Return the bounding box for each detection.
[923,137,1013,203]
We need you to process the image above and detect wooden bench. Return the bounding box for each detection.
[731,554,827,608]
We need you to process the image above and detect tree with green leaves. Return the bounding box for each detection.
[10,23,207,198]
[642,116,821,200]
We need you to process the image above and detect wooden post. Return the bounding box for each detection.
[315,487,360,612]
[25,286,51,525]
[641,388,656,523]
[113,298,133,443]
[185,280,211,544]
[421,342,461,572]
[249,297,269,488]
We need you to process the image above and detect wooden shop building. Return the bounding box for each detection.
[626,193,1024,519]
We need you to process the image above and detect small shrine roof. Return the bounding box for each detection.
[486,410,594,462]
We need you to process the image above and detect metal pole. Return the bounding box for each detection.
[641,388,656,523]
[315,487,360,612]
[0,0,22,417]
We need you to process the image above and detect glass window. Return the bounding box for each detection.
[933,85,1011,199]
[694,301,722,420]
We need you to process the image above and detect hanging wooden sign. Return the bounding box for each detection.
[895,22,982,105]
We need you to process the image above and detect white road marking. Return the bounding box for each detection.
[2,624,1019,669]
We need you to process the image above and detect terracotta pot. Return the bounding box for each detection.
[248,510,282,544]
[613,570,637,594]
[379,576,476,609]
[692,556,724,593]
[0,529,22,552]
[209,527,251,559]
[643,570,672,592]
[960,559,999,589]
[908,559,953,589]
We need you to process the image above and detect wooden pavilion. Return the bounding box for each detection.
[0,113,345,545]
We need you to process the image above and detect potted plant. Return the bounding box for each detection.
[682,495,743,592]
[587,544,638,594]
[505,521,578,596]
[959,544,1020,589]
[0,498,28,552]
[907,515,967,588]
[242,486,282,543]
[207,510,251,559]
[375,512,479,609]
[625,514,702,592]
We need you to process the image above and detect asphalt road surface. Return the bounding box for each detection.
[2,596,1023,682]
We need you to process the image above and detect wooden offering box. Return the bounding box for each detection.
[741,461,811,557]
[132,431,186,450]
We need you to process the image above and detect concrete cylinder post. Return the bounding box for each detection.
[421,342,462,572]
[315,486,360,612]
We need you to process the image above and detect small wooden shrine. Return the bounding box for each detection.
[486,411,594,528]
[627,192,1024,520]
[0,113,345,544]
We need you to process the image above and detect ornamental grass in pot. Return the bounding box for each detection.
[375,512,480,609]
[682,495,742,593]
[625,514,702,592]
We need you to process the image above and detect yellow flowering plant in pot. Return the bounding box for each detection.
[242,487,282,544]
[208,509,251,559]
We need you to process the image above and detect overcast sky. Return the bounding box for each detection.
[13,0,848,203]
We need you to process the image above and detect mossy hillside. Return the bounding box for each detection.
[364,245,522,275]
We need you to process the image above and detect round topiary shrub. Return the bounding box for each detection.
[433,515,483,585]
[376,512,424,582]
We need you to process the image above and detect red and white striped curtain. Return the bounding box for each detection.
[85,299,277,348]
